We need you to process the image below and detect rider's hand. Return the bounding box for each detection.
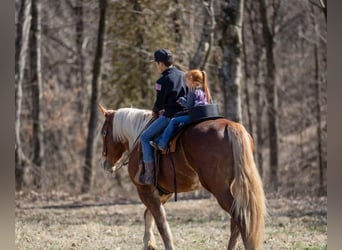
[158,109,165,116]
[152,111,158,119]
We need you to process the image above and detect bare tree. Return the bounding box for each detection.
[310,4,325,195]
[74,0,85,115]
[189,0,215,70]
[243,0,265,178]
[241,25,253,136]
[130,0,150,100]
[15,0,32,190]
[82,0,107,193]
[259,0,279,191]
[29,0,45,189]
[218,0,244,122]
[172,0,182,44]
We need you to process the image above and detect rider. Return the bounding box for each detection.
[135,48,187,185]
[150,69,212,152]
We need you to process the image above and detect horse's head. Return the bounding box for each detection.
[98,104,128,172]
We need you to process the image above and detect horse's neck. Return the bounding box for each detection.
[120,109,151,149]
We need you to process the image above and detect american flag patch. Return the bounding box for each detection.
[155,83,162,91]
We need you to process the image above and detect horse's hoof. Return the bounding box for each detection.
[146,243,158,250]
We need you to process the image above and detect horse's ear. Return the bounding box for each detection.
[98,103,107,115]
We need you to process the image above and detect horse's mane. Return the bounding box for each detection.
[112,107,152,149]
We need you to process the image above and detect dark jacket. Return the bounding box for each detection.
[152,67,187,118]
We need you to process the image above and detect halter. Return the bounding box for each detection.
[101,111,140,173]
[113,117,155,172]
[101,111,155,173]
[102,113,112,157]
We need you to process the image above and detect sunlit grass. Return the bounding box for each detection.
[16,197,326,250]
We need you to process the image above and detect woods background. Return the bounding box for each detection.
[15,0,327,198]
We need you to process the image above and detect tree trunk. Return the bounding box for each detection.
[189,0,215,70]
[15,0,32,191]
[172,0,182,44]
[218,0,244,122]
[246,0,265,178]
[130,0,149,100]
[241,24,253,136]
[82,0,107,193]
[310,5,325,195]
[75,0,85,114]
[259,0,279,191]
[30,0,44,190]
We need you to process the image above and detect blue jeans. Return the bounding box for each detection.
[157,115,190,149]
[140,115,170,163]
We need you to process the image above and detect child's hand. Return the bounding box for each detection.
[177,97,187,107]
[178,97,186,103]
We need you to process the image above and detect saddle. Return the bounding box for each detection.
[162,104,222,154]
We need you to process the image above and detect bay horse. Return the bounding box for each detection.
[98,104,266,250]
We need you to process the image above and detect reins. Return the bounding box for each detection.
[110,151,129,173]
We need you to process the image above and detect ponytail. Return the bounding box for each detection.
[201,71,212,104]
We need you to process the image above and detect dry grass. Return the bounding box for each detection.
[15,192,326,250]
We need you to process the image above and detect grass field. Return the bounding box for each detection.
[15,192,326,250]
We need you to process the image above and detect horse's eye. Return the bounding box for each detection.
[103,131,107,137]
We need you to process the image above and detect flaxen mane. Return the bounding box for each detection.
[112,108,151,149]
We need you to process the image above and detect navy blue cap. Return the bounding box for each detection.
[152,49,173,63]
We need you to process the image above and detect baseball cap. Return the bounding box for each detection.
[152,49,173,63]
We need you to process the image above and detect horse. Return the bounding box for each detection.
[98,104,266,250]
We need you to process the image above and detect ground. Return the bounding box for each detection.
[15,192,326,250]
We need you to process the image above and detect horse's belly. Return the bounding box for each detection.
[157,156,201,193]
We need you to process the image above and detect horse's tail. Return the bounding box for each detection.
[227,123,267,250]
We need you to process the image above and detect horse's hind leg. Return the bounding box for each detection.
[211,189,242,250]
[227,218,240,250]
[143,209,157,250]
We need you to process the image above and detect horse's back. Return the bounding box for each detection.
[181,118,235,157]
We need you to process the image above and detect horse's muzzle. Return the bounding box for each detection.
[99,158,113,173]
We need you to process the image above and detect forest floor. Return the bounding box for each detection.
[15,192,326,250]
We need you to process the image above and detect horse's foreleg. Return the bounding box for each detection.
[143,209,157,250]
[138,188,174,250]
[152,204,173,250]
[227,218,240,250]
